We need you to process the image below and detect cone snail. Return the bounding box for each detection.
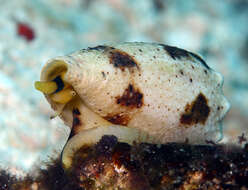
[35,42,230,169]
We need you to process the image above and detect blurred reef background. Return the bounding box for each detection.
[0,0,248,175]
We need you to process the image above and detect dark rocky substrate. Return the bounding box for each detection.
[1,135,248,190]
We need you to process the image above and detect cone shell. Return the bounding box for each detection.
[39,43,230,168]
[37,42,230,168]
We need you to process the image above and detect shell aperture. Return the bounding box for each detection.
[35,42,230,169]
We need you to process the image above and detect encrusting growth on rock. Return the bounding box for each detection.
[1,135,248,190]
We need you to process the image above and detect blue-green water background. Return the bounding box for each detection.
[0,0,247,174]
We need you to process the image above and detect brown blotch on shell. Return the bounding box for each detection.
[69,108,82,139]
[116,84,143,109]
[160,44,210,70]
[87,45,115,51]
[109,49,139,71]
[104,113,130,126]
[160,44,189,60]
[180,93,210,126]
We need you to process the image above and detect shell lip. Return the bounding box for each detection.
[38,58,77,113]
[41,58,68,81]
[61,125,156,170]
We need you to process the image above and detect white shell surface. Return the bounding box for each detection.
[41,42,230,144]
